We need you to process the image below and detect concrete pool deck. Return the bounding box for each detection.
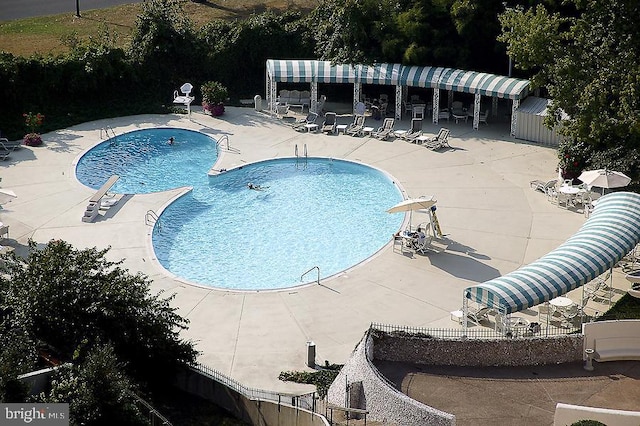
[0,106,631,395]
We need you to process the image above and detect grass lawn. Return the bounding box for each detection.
[0,0,316,57]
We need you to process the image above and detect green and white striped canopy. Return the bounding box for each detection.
[401,66,444,88]
[266,59,315,83]
[315,61,357,83]
[267,59,530,100]
[357,63,402,85]
[465,192,640,314]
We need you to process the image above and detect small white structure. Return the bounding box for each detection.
[514,96,567,146]
[173,83,195,116]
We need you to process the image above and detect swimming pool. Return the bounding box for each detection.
[76,128,218,193]
[76,128,403,290]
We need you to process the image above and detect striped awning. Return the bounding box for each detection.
[401,66,445,88]
[315,61,357,83]
[356,63,402,85]
[475,74,530,100]
[465,192,640,314]
[266,59,315,83]
[266,59,530,99]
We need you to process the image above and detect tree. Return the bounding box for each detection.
[0,327,35,402]
[199,11,314,96]
[36,343,147,426]
[498,1,640,187]
[128,0,199,84]
[311,0,399,64]
[0,240,198,388]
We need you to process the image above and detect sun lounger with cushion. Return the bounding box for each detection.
[321,112,337,134]
[421,128,451,150]
[292,112,318,131]
[346,115,366,137]
[530,179,557,193]
[372,118,395,140]
[399,118,422,142]
[0,138,22,151]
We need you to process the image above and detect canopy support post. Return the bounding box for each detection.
[510,99,519,136]
[310,81,318,113]
[462,295,468,335]
[395,85,402,121]
[353,83,362,113]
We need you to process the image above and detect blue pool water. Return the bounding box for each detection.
[76,129,403,290]
[76,128,218,193]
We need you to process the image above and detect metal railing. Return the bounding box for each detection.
[301,266,320,285]
[145,210,161,233]
[192,363,318,411]
[370,322,581,339]
[295,144,308,169]
[217,134,230,151]
[100,126,117,144]
[130,392,172,425]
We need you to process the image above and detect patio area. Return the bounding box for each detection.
[0,105,635,396]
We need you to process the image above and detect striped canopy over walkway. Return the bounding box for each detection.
[464,192,640,314]
[266,60,528,100]
[266,59,530,134]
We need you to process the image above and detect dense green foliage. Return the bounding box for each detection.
[0,0,517,141]
[35,343,147,425]
[0,240,198,423]
[499,0,640,188]
[279,363,343,398]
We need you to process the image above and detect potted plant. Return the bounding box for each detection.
[201,81,228,117]
[22,112,45,146]
[557,141,585,183]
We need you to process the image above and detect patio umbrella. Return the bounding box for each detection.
[0,189,16,205]
[578,169,631,194]
[387,196,437,214]
[387,196,437,230]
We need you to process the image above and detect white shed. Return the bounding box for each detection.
[515,96,567,146]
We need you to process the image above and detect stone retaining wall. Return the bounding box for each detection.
[328,331,455,426]
[328,329,584,425]
[372,329,584,366]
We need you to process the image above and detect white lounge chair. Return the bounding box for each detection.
[0,138,22,150]
[466,306,493,326]
[321,112,337,134]
[421,128,451,150]
[292,112,318,131]
[371,118,395,140]
[530,179,557,193]
[399,118,422,142]
[346,115,366,137]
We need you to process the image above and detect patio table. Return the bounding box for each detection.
[549,296,573,308]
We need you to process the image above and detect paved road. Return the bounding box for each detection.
[0,0,142,22]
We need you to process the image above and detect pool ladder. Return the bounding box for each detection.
[145,210,162,233]
[218,134,230,151]
[100,126,118,145]
[295,144,308,169]
[301,266,320,285]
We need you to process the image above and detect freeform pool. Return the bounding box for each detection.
[76,128,218,193]
[76,128,403,290]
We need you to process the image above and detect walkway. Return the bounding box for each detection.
[0,106,628,394]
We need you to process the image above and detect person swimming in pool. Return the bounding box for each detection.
[247,182,268,191]
[168,136,175,145]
